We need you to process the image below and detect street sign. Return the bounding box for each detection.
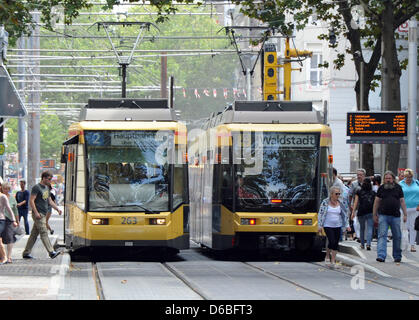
[347,112,407,137]
[398,22,409,33]
[0,64,27,117]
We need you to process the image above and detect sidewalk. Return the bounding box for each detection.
[337,239,419,280]
[1,233,419,300]
[0,233,64,300]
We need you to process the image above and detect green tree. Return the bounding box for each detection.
[234,0,419,175]
[0,0,92,45]
[5,114,67,162]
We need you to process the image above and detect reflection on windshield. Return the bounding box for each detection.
[86,130,170,212]
[236,132,319,212]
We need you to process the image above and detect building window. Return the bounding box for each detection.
[308,53,322,88]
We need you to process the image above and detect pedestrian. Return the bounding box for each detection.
[0,176,7,264]
[22,171,62,259]
[397,168,405,183]
[351,178,375,250]
[0,183,19,264]
[46,185,57,235]
[371,175,381,240]
[349,169,366,241]
[399,168,419,252]
[373,171,408,263]
[372,175,381,192]
[318,186,351,268]
[16,179,30,235]
[332,168,345,191]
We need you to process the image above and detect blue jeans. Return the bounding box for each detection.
[377,214,402,261]
[358,214,373,246]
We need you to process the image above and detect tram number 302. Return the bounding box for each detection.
[121,217,138,225]
[268,217,285,224]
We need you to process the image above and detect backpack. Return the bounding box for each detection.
[358,190,375,214]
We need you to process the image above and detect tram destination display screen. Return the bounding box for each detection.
[346,112,407,137]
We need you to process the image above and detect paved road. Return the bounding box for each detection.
[1,214,419,302]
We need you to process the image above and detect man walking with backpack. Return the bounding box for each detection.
[373,171,408,263]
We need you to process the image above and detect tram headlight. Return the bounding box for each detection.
[241,218,256,225]
[296,219,312,226]
[149,218,166,225]
[92,218,109,225]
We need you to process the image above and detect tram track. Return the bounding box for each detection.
[162,263,208,300]
[243,262,334,300]
[311,261,419,298]
[92,263,105,300]
[89,261,208,300]
[87,257,419,300]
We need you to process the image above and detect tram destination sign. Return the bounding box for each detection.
[346,112,407,137]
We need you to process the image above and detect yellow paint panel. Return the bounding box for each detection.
[66,205,186,241]
[233,212,319,233]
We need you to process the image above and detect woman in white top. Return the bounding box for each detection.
[0,182,18,264]
[1,183,19,263]
[318,186,351,267]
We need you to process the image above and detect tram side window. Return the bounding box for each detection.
[319,147,329,202]
[76,144,85,210]
[212,164,221,204]
[65,144,77,203]
[220,164,233,210]
[173,164,187,209]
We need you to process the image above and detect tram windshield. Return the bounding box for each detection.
[85,130,172,212]
[235,132,320,213]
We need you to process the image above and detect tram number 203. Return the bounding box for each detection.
[268,217,285,224]
[121,217,138,225]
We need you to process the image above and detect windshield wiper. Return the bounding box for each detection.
[92,204,159,214]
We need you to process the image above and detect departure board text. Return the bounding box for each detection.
[347,112,407,137]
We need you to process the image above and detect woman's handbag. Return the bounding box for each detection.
[13,225,25,236]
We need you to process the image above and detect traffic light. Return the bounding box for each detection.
[283,38,312,100]
[263,43,278,100]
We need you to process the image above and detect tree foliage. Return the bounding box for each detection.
[0,0,92,45]
[235,0,418,174]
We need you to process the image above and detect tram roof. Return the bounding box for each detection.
[80,98,176,121]
[204,100,324,128]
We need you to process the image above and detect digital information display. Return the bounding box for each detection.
[347,112,407,137]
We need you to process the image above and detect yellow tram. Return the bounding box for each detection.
[189,101,333,256]
[61,99,189,254]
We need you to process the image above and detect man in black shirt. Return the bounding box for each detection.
[373,171,408,263]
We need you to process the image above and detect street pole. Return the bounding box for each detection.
[17,37,27,181]
[161,53,167,98]
[360,61,364,169]
[407,18,417,177]
[246,67,251,101]
[27,11,41,189]
[121,63,127,98]
[380,37,387,176]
